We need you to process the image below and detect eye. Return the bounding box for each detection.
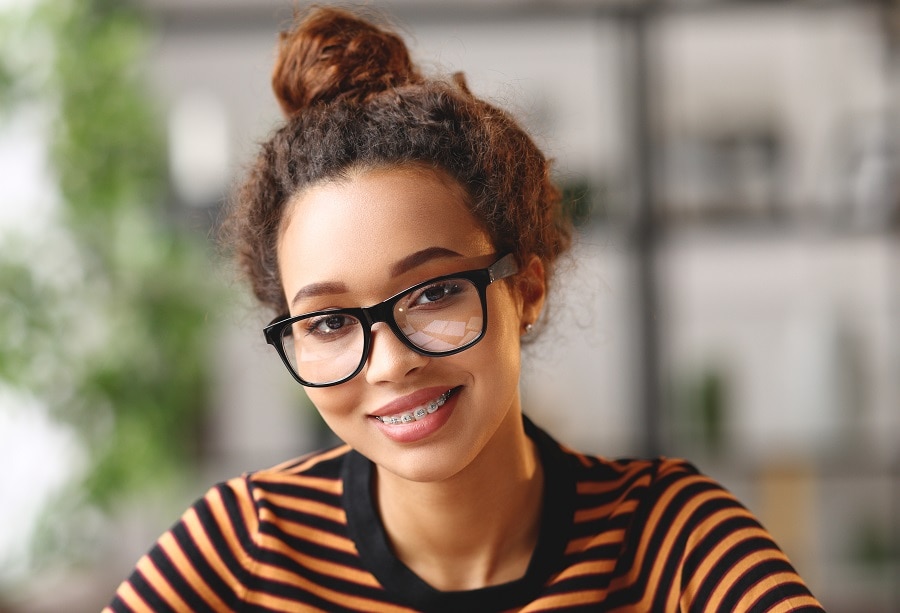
[305,313,357,336]
[412,281,461,306]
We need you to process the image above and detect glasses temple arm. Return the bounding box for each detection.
[488,253,519,283]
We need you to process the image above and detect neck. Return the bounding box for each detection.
[374,410,544,591]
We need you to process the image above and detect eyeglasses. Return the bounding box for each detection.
[264,253,518,387]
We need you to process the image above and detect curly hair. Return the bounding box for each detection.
[224,6,572,315]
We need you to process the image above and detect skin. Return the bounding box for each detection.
[277,165,547,590]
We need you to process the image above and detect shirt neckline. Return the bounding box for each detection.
[342,415,574,612]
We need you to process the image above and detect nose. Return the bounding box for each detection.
[363,322,429,384]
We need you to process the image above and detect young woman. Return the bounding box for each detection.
[107,7,824,612]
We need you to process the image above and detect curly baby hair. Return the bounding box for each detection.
[225,6,572,315]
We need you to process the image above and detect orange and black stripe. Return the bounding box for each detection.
[106,418,824,612]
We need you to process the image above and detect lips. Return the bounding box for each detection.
[370,386,460,425]
[372,388,452,425]
[369,386,461,444]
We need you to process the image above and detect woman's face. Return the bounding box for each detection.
[277,166,541,483]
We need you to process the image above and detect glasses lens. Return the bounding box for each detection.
[394,277,484,353]
[281,313,365,385]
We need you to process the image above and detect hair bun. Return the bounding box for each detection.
[272,7,421,116]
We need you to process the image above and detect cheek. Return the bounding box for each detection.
[471,292,522,374]
[490,287,524,343]
[305,386,357,421]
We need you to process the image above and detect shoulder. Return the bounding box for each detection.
[560,450,823,611]
[532,420,714,523]
[105,446,358,611]
[558,446,738,554]
[559,442,707,505]
[191,444,352,534]
[226,443,352,512]
[187,444,355,574]
[245,443,352,488]
[563,449,754,544]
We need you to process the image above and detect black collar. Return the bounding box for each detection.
[343,415,575,613]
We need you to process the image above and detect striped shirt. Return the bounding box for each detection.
[106,418,824,612]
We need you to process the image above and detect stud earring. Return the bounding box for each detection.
[523,323,534,335]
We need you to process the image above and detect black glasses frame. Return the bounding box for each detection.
[263,253,519,387]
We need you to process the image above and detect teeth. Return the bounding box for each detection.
[375,389,452,425]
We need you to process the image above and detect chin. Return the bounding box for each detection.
[376,453,471,484]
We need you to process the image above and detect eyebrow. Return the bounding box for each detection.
[290,247,463,308]
[388,246,463,277]
[290,281,349,307]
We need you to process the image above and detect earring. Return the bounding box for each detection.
[523,323,534,335]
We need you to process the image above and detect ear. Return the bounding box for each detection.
[516,255,546,333]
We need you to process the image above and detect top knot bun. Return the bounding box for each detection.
[272,7,422,116]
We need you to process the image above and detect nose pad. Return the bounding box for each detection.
[363,322,429,384]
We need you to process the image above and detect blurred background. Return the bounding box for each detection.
[0,0,897,611]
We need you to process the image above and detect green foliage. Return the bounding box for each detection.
[851,515,899,569]
[0,60,14,113]
[0,0,225,570]
[0,10,24,116]
[45,0,165,234]
[0,249,53,385]
[671,366,728,457]
[558,179,596,227]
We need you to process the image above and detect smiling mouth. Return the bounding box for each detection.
[373,387,459,425]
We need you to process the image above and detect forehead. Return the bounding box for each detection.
[277,166,494,298]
